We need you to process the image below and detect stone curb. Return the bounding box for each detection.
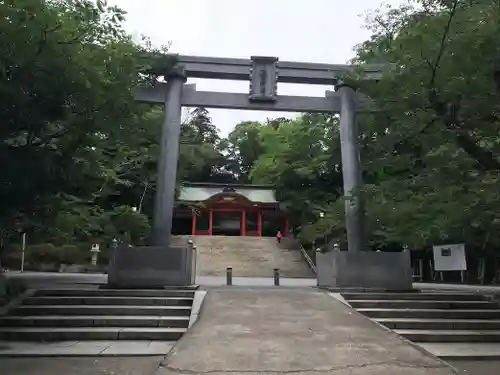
[188,290,207,328]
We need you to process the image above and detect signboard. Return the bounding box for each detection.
[432,244,467,271]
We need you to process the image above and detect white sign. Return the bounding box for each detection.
[433,244,467,271]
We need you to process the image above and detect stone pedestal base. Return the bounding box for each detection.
[107,245,194,288]
[316,250,413,290]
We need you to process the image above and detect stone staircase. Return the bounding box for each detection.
[0,287,195,341]
[174,235,313,278]
[342,291,500,358]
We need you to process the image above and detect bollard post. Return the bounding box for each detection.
[226,267,232,286]
[273,268,280,286]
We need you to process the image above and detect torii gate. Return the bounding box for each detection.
[135,55,381,252]
[108,55,413,290]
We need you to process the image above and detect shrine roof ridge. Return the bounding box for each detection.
[182,182,275,190]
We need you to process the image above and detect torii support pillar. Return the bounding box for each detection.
[337,82,365,253]
[315,81,413,291]
[107,68,194,288]
[151,68,186,247]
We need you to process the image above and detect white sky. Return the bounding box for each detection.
[112,0,408,136]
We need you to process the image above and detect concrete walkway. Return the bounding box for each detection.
[156,288,457,375]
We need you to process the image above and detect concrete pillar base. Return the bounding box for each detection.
[107,245,194,288]
[316,250,413,290]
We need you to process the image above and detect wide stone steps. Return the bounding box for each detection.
[349,299,498,309]
[0,315,190,328]
[23,296,194,306]
[374,318,500,330]
[0,327,186,341]
[11,305,192,316]
[189,235,313,278]
[356,308,500,319]
[0,287,195,342]
[342,290,500,359]
[34,289,195,298]
[343,292,486,301]
[394,329,500,343]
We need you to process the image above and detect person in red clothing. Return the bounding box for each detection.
[276,230,282,244]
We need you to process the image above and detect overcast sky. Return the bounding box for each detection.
[112,0,407,136]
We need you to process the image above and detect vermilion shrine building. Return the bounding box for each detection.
[172,182,289,237]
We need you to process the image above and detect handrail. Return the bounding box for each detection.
[298,244,317,274]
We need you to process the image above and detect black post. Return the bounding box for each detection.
[226,267,233,286]
[273,268,280,286]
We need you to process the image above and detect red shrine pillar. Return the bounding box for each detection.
[191,212,197,235]
[257,211,262,237]
[208,209,213,236]
[283,217,289,236]
[241,210,247,236]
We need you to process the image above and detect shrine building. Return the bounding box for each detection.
[171,182,289,237]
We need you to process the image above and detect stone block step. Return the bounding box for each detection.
[375,318,500,330]
[34,289,195,298]
[343,292,486,301]
[12,305,192,316]
[349,299,497,310]
[395,329,500,343]
[0,315,190,328]
[419,342,500,359]
[0,327,186,341]
[357,308,500,319]
[23,296,194,306]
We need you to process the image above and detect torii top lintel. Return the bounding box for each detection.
[171,54,385,85]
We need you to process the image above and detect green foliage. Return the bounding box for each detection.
[3,0,500,259]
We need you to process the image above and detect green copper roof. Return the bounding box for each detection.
[178,183,277,203]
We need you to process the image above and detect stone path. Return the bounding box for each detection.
[156,288,457,375]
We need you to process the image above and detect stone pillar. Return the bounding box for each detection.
[336,82,365,252]
[151,68,186,247]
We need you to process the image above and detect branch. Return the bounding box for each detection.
[429,0,459,89]
[454,131,500,171]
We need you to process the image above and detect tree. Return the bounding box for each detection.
[0,0,171,253]
[335,0,500,249]
[249,114,343,240]
[179,107,235,183]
